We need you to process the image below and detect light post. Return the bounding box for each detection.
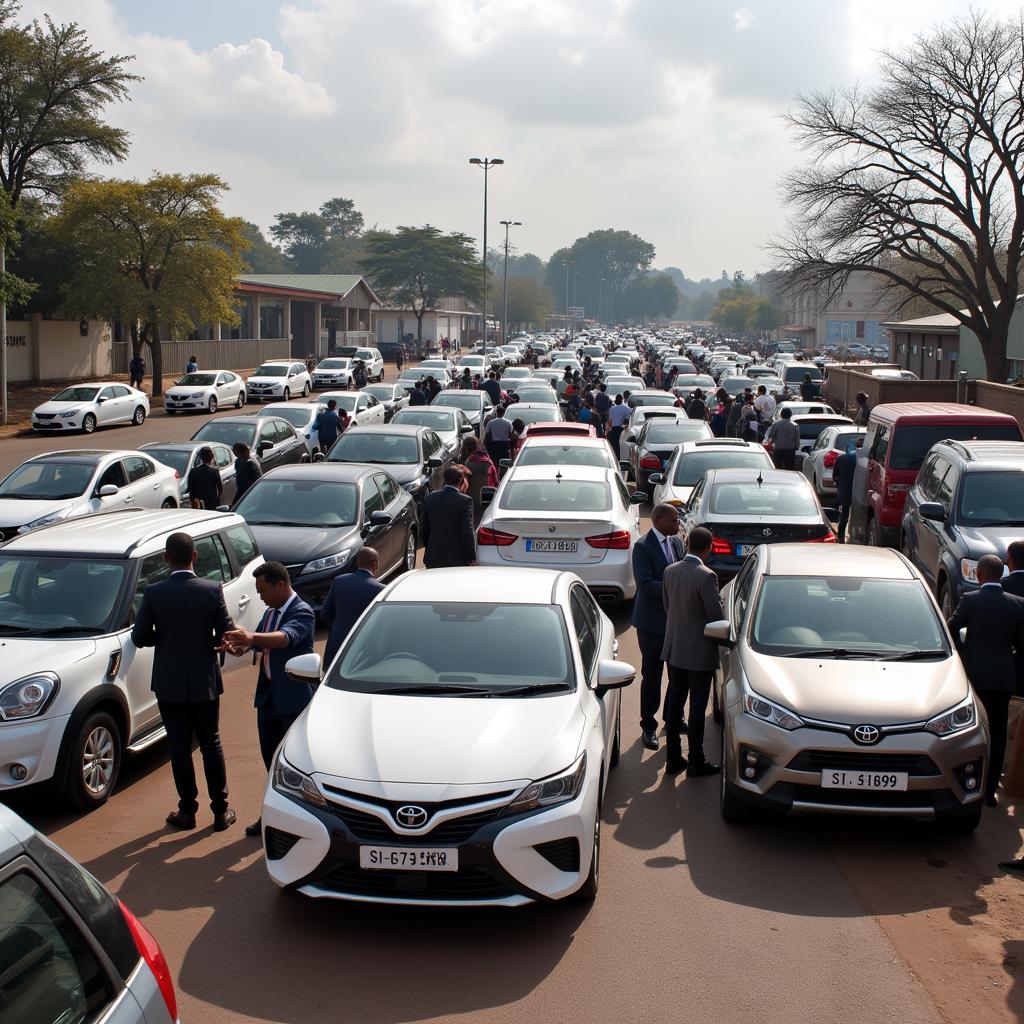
[561,259,575,343]
[469,157,503,356]
[599,278,605,324]
[499,219,521,343]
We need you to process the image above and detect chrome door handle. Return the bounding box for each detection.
[123,495,133,504]
[238,595,251,610]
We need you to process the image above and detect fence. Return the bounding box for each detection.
[113,338,291,375]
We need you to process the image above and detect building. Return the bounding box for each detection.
[780,270,896,350]
[6,316,112,383]
[374,297,483,352]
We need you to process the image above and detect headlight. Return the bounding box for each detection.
[0,673,60,720]
[403,477,428,494]
[506,753,587,814]
[301,548,353,574]
[189,391,205,399]
[57,409,79,419]
[742,690,804,730]
[960,558,979,584]
[19,508,72,532]
[924,695,977,736]
[272,752,327,808]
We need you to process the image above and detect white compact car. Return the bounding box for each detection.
[801,424,867,498]
[164,370,245,414]
[352,347,385,382]
[32,383,149,434]
[312,357,355,390]
[258,402,327,457]
[0,508,264,807]
[476,465,644,602]
[391,407,474,457]
[0,450,181,539]
[246,361,312,402]
[260,567,635,905]
[317,391,386,428]
[650,438,774,508]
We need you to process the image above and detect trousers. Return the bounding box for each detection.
[158,699,228,816]
[257,702,302,770]
[666,667,713,765]
[978,689,1012,799]
[637,629,668,731]
[772,449,797,471]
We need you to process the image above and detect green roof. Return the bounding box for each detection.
[237,274,378,302]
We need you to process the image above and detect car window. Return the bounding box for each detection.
[133,552,170,614]
[614,474,632,509]
[98,386,115,400]
[194,534,233,582]
[111,385,131,398]
[936,462,957,509]
[917,454,944,502]
[870,425,890,464]
[687,475,706,510]
[259,421,278,444]
[362,477,384,518]
[275,420,296,445]
[425,431,442,458]
[95,461,127,492]
[365,394,379,407]
[122,455,154,483]
[733,557,756,625]
[224,524,259,567]
[213,446,232,469]
[216,373,227,384]
[570,586,599,675]
[375,473,399,506]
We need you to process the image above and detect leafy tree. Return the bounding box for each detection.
[239,222,289,273]
[54,173,248,395]
[507,252,545,282]
[0,188,32,309]
[319,197,363,239]
[360,225,481,346]
[504,276,553,331]
[270,196,365,272]
[749,298,784,333]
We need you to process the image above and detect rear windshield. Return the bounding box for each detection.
[630,394,677,407]
[500,480,610,512]
[517,445,612,469]
[262,407,314,428]
[784,365,822,382]
[142,449,192,478]
[645,422,712,445]
[193,421,255,447]
[434,393,482,410]
[329,433,419,465]
[709,481,819,517]
[889,423,1022,471]
[176,373,216,386]
[797,419,849,440]
[674,451,771,486]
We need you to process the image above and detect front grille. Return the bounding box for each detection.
[534,837,580,872]
[329,802,501,844]
[34,413,55,420]
[791,784,937,809]
[264,826,300,860]
[788,751,941,776]
[317,864,514,901]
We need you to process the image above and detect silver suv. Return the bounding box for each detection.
[0,507,264,808]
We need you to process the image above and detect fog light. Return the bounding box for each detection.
[9,764,27,781]
[745,751,758,765]
[965,763,975,775]
[743,766,756,779]
[965,777,977,790]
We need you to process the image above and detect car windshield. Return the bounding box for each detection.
[784,366,822,382]
[751,576,947,657]
[364,385,397,401]
[394,410,454,430]
[631,395,676,407]
[500,480,610,512]
[831,431,863,452]
[722,378,756,394]
[674,451,771,486]
[645,423,710,445]
[582,347,603,357]
[176,373,216,387]
[254,365,289,377]
[329,602,572,694]
[516,445,612,468]
[512,388,558,402]
[192,421,255,447]
[434,394,481,410]
[141,449,193,478]
[329,433,419,465]
[513,407,561,425]
[0,461,95,500]
[710,481,819,517]
[51,386,99,403]
[317,359,350,370]
[889,424,1022,471]
[234,479,358,527]
[957,471,1024,524]
[323,393,359,413]
[0,556,128,635]
[261,407,314,428]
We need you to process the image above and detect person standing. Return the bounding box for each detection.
[322,547,385,666]
[685,389,707,421]
[606,394,631,458]
[592,383,611,438]
[232,441,263,500]
[395,348,405,373]
[409,380,427,406]
[753,384,776,422]
[737,393,759,440]
[186,354,199,374]
[187,446,223,510]
[131,532,237,831]
[853,391,871,426]
[833,439,860,542]
[421,466,476,568]
[661,527,725,776]
[481,371,503,407]
[484,405,514,464]
[799,372,817,400]
[947,554,1024,806]
[1002,539,1024,697]
[764,407,800,470]
[129,353,146,390]
[633,504,685,751]
[314,398,342,453]
[222,561,316,836]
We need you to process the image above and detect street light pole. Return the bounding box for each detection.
[561,259,574,343]
[499,219,521,344]
[469,157,503,359]
[599,278,605,325]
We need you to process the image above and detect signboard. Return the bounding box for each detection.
[568,306,585,322]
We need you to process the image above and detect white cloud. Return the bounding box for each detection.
[733,8,754,31]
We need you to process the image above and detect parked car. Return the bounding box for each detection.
[259,567,634,904]
[392,405,474,456]
[430,389,494,437]
[0,450,180,539]
[258,401,327,457]
[140,440,238,506]
[710,543,986,831]
[650,438,774,508]
[245,360,312,402]
[191,415,309,473]
[353,347,385,382]
[0,805,179,1022]
[625,389,678,410]
[509,435,620,472]
[232,464,417,610]
[620,407,689,467]
[0,508,264,806]
[164,369,245,414]
[317,390,387,428]
[312,357,355,390]
[504,402,565,429]
[800,424,868,498]
[31,383,149,434]
[626,416,713,491]
[362,382,411,421]
[508,383,560,406]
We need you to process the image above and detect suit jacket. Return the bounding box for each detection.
[631,530,684,636]
[253,596,317,715]
[1002,572,1024,695]
[322,569,385,666]
[661,555,725,672]
[421,486,475,568]
[948,584,1024,694]
[131,573,233,703]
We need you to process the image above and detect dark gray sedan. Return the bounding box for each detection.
[140,440,238,505]
[191,415,308,474]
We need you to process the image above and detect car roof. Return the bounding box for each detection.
[198,415,266,425]
[260,402,319,412]
[511,401,560,409]
[24,449,114,463]
[871,402,1020,423]
[764,543,914,578]
[520,435,608,448]
[255,360,297,367]
[259,464,373,483]
[334,423,425,437]
[939,439,1024,465]
[678,438,765,452]
[790,414,853,423]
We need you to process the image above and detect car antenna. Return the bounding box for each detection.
[555,471,563,483]
[756,471,764,487]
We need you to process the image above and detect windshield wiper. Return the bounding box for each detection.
[0,623,34,635]
[495,683,570,697]
[33,625,104,637]
[785,648,880,660]
[878,649,947,662]
[374,684,494,696]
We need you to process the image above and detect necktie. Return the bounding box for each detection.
[662,538,674,564]
[262,608,280,676]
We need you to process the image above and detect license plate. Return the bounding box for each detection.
[820,770,908,791]
[735,543,753,556]
[359,846,458,871]
[526,539,579,553]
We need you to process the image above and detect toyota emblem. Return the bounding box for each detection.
[762,527,773,537]
[852,725,881,745]
[395,805,428,828]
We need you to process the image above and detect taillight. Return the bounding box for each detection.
[710,536,733,555]
[477,526,518,546]
[586,530,632,549]
[805,532,837,543]
[639,455,661,469]
[823,450,838,468]
[119,900,177,1023]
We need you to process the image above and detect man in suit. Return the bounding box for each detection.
[948,553,1024,805]
[131,532,237,831]
[421,466,476,568]
[633,503,685,751]
[322,547,385,666]
[661,527,725,777]
[186,446,222,510]
[1002,540,1024,698]
[222,561,316,835]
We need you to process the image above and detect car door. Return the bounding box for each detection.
[423,430,447,490]
[122,455,163,509]
[257,419,282,471]
[364,393,384,424]
[570,585,616,752]
[121,551,169,732]
[221,523,263,635]
[90,459,131,511]
[110,385,134,422]
[96,385,119,425]
[362,473,399,570]
[906,453,943,580]
[216,372,233,402]
[276,419,305,463]
[214,444,238,503]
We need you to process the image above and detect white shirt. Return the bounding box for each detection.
[754,394,776,417]
[260,592,297,673]
[651,527,678,565]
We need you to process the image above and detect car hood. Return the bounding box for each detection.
[33,400,90,415]
[248,376,288,385]
[954,525,1022,559]
[0,497,82,528]
[247,524,360,565]
[1,637,99,683]
[742,650,968,725]
[166,384,212,397]
[287,688,587,786]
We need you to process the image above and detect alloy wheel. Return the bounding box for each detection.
[82,413,96,434]
[208,397,218,414]
[82,726,115,796]
[404,530,417,571]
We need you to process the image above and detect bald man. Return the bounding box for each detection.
[321,547,386,666]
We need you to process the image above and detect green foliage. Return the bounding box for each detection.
[617,272,681,322]
[270,196,365,272]
[504,276,553,330]
[0,186,32,307]
[711,285,783,334]
[239,221,289,273]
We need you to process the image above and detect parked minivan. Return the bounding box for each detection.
[848,403,1023,547]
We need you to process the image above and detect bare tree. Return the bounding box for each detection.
[772,11,1024,381]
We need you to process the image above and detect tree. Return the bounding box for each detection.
[239,221,288,273]
[774,11,1024,382]
[0,1,137,421]
[319,197,363,239]
[270,196,365,272]
[54,173,248,395]
[0,189,32,310]
[504,276,553,331]
[617,272,681,322]
[360,225,481,346]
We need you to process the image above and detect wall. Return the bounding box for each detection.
[7,317,112,383]
[822,368,959,415]
[969,380,1024,427]
[786,270,896,347]
[111,338,289,375]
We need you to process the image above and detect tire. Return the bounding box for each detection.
[939,801,983,832]
[573,807,601,902]
[301,383,310,397]
[132,406,146,426]
[400,528,417,574]
[66,711,122,810]
[938,580,954,619]
[283,388,291,402]
[207,397,218,414]
[235,390,245,408]
[82,413,96,434]
[719,728,750,824]
[161,497,177,509]
[610,704,621,768]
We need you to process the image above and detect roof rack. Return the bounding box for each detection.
[940,439,973,460]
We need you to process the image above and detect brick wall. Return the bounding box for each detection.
[969,380,1024,429]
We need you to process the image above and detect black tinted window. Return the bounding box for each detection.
[890,424,1021,471]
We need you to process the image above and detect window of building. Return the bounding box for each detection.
[259,300,285,340]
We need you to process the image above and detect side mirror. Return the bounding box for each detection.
[216,504,230,513]
[369,510,393,529]
[480,486,496,506]
[919,501,946,522]
[648,473,664,485]
[499,458,511,470]
[619,460,631,473]
[285,652,322,682]
[630,491,646,505]
[257,441,273,456]
[460,423,473,434]
[96,396,108,404]
[427,456,443,469]
[820,507,838,519]
[704,619,734,647]
[593,659,636,694]
[98,484,118,497]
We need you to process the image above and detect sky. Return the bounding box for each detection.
[17,0,1024,280]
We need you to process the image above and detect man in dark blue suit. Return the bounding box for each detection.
[322,547,385,666]
[1002,540,1024,697]
[632,503,685,751]
[223,560,316,835]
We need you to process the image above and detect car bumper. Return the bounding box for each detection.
[313,377,349,389]
[286,563,352,613]
[0,714,70,790]
[31,418,77,431]
[164,399,208,410]
[477,548,636,601]
[247,387,287,400]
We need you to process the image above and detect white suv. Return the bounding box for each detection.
[245,361,312,402]
[0,508,264,808]
[353,348,385,382]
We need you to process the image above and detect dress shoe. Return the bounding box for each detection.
[687,761,722,777]
[999,857,1024,873]
[245,817,263,837]
[642,729,660,751]
[213,808,237,832]
[165,810,196,830]
[665,757,688,775]
[985,794,999,808]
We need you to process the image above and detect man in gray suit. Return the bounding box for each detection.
[661,526,725,776]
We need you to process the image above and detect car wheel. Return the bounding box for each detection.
[207,397,218,414]
[719,728,749,824]
[302,383,310,397]
[283,388,291,402]
[82,413,97,434]
[235,390,245,408]
[66,711,122,810]
[610,703,621,768]
[573,807,601,902]
[939,801,983,832]
[166,408,177,415]
[401,528,417,573]
[938,580,954,619]
[132,405,146,426]
[161,497,177,509]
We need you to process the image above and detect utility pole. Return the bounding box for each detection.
[499,219,521,343]
[562,259,574,343]
[469,157,503,357]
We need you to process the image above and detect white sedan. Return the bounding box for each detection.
[316,390,386,427]
[260,566,635,905]
[476,464,644,602]
[164,370,246,414]
[801,424,867,498]
[620,406,689,466]
[391,406,474,457]
[245,361,312,402]
[31,383,149,434]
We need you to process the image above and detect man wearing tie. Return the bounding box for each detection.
[322,547,385,666]
[632,503,685,751]
[222,561,316,835]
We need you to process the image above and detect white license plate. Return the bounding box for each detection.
[359,846,458,872]
[820,770,908,791]
[526,539,579,553]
